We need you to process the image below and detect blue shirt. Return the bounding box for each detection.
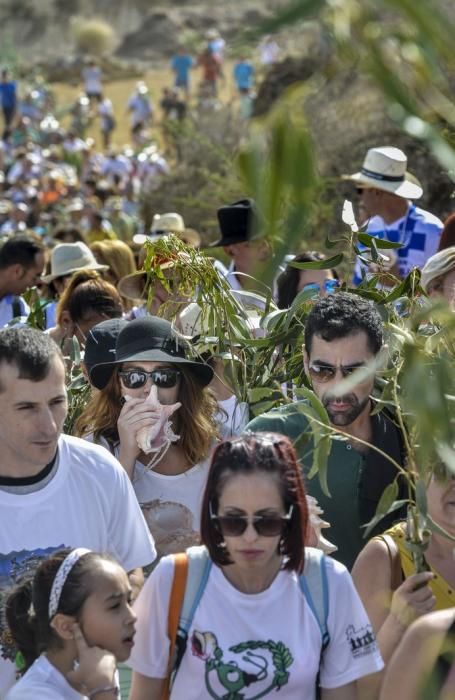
[353,203,443,284]
[0,294,29,328]
[171,55,193,84]
[0,81,17,109]
[233,62,254,90]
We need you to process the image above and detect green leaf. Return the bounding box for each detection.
[313,435,331,497]
[288,253,344,270]
[362,500,408,539]
[370,237,379,263]
[415,479,428,517]
[426,514,455,543]
[69,335,81,365]
[283,286,317,330]
[261,309,288,332]
[377,481,399,516]
[358,233,403,249]
[436,443,455,476]
[248,387,275,403]
[295,386,330,427]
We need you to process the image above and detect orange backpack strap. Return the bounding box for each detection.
[162,553,189,700]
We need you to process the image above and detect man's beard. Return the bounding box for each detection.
[323,393,370,426]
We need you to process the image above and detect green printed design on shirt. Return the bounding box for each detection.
[191,630,293,698]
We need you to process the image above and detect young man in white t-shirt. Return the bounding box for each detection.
[0,327,156,698]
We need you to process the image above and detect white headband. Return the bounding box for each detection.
[48,548,91,619]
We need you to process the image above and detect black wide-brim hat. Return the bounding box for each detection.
[90,316,214,389]
[85,318,128,390]
[210,198,259,247]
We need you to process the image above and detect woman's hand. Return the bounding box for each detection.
[117,397,161,477]
[389,571,436,628]
[66,624,117,695]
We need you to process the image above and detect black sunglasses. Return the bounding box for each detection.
[308,362,364,383]
[210,503,293,537]
[118,367,181,390]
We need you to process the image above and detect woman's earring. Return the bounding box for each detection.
[278,538,286,554]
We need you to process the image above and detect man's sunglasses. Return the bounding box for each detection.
[302,279,339,295]
[210,503,293,537]
[308,362,364,383]
[118,367,181,390]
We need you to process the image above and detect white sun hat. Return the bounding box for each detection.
[343,146,423,199]
[420,246,455,292]
[42,242,108,283]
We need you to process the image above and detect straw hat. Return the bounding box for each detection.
[178,299,262,347]
[42,242,109,283]
[132,212,200,248]
[420,246,455,292]
[343,147,423,199]
[117,252,190,301]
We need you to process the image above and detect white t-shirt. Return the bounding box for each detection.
[132,459,210,559]
[82,66,102,95]
[89,436,210,560]
[217,395,249,438]
[0,434,156,698]
[128,554,383,699]
[5,655,84,700]
[127,95,152,127]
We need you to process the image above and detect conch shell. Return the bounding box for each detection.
[306,495,337,554]
[125,385,181,468]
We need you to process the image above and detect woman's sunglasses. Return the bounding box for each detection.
[308,362,363,383]
[118,367,181,390]
[302,279,340,294]
[210,503,293,537]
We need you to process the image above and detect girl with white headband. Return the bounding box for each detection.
[5,548,136,699]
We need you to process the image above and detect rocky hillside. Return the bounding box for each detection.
[0,0,289,62]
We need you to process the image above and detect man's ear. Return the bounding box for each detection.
[50,613,76,641]
[223,245,234,258]
[9,263,25,280]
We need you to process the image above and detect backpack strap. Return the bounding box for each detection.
[179,546,212,636]
[168,546,212,692]
[299,547,330,651]
[163,552,188,700]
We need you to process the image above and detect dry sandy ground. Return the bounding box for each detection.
[53,60,239,150]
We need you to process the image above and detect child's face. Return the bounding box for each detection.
[80,560,137,662]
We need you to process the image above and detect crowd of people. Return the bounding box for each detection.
[0,38,454,700]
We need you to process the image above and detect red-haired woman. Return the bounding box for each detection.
[128,433,383,699]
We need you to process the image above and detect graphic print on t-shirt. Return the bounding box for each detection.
[0,546,65,664]
[191,630,293,698]
[345,624,378,659]
[140,499,200,559]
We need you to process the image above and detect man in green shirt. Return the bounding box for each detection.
[246,292,405,569]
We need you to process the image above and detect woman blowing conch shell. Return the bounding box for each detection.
[76,316,219,559]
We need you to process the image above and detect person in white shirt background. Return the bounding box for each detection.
[0,234,45,328]
[0,327,155,697]
[344,146,443,284]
